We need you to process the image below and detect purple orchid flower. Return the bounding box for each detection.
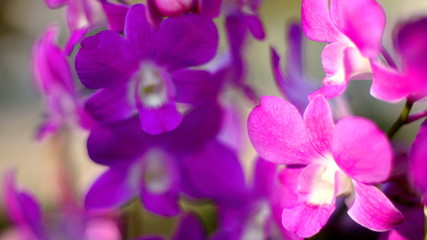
[247,95,403,238]
[302,0,390,100]
[85,101,248,217]
[3,172,122,240]
[32,25,92,140]
[271,23,318,113]
[75,4,218,135]
[372,17,427,102]
[133,213,205,240]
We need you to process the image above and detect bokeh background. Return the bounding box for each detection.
[0,0,427,237]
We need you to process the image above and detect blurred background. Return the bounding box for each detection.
[0,0,427,237]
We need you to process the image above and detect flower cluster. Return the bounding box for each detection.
[2,0,427,239]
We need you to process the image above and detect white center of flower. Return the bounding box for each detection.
[307,158,353,205]
[136,63,168,109]
[143,150,171,194]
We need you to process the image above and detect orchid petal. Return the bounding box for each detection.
[172,69,216,104]
[332,117,392,183]
[301,0,344,42]
[87,117,150,166]
[101,2,128,32]
[140,151,181,216]
[85,167,136,209]
[75,30,138,89]
[282,202,335,238]
[125,4,157,60]
[347,182,404,231]
[85,86,134,123]
[172,214,205,240]
[330,0,385,58]
[370,62,413,102]
[181,140,248,206]
[137,102,183,135]
[248,96,320,165]
[303,95,335,156]
[156,14,218,70]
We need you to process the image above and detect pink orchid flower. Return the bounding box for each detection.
[248,95,403,238]
[302,0,389,100]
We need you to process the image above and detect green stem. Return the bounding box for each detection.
[387,100,414,138]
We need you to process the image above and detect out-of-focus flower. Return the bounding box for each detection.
[85,102,248,216]
[3,172,122,240]
[146,0,221,26]
[409,119,427,206]
[45,0,105,31]
[302,0,387,100]
[32,25,91,140]
[271,23,318,113]
[247,95,403,238]
[372,17,427,102]
[212,158,302,240]
[75,4,218,134]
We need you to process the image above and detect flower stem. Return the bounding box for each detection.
[407,109,427,123]
[387,100,414,138]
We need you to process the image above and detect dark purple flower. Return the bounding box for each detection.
[75,4,218,134]
[85,102,247,216]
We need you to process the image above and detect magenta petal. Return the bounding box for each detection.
[138,102,183,135]
[301,0,344,42]
[332,117,392,183]
[347,182,404,231]
[5,172,42,229]
[85,86,134,123]
[156,14,218,70]
[125,4,157,59]
[409,119,427,194]
[303,95,335,155]
[64,28,88,55]
[370,62,413,102]
[282,202,335,238]
[75,30,138,89]
[330,0,385,58]
[33,25,75,95]
[85,167,136,209]
[248,96,319,165]
[172,214,205,240]
[320,42,350,97]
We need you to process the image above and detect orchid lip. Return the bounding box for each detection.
[132,62,171,109]
[142,149,172,194]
